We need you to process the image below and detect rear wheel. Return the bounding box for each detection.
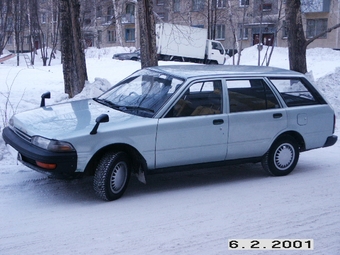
[262,135,299,176]
[93,151,130,201]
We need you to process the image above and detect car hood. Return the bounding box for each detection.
[10,99,141,140]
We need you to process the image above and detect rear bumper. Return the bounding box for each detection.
[2,127,78,178]
[323,135,338,148]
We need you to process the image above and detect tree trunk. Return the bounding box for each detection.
[59,0,88,98]
[285,0,307,73]
[137,0,158,68]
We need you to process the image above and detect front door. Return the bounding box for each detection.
[253,33,274,46]
[155,79,228,168]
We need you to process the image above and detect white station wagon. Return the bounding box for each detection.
[2,65,337,201]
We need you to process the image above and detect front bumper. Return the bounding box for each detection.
[2,127,78,178]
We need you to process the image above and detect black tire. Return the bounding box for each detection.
[93,151,131,201]
[262,135,299,176]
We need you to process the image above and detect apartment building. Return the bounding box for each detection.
[3,0,340,53]
[152,0,340,50]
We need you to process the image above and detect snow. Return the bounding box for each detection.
[1,45,340,255]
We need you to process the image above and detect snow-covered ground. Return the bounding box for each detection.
[0,46,339,255]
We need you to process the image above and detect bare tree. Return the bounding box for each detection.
[112,0,124,46]
[13,0,27,66]
[137,0,157,68]
[48,1,60,66]
[28,0,41,65]
[286,0,340,73]
[226,0,242,65]
[59,0,88,98]
[285,0,307,73]
[0,0,13,56]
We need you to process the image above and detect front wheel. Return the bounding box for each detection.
[262,135,299,176]
[93,151,131,201]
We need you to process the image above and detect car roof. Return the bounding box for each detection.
[147,65,303,79]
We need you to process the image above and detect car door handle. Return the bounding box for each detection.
[213,119,224,125]
[273,113,283,119]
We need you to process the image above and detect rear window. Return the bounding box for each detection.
[269,78,325,107]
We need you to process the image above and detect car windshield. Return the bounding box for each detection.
[96,69,184,117]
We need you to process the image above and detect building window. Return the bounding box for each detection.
[84,19,91,25]
[126,3,135,15]
[122,3,135,23]
[41,13,46,23]
[282,21,288,39]
[239,26,249,39]
[52,11,57,23]
[156,12,165,20]
[216,24,225,39]
[306,19,328,38]
[96,6,102,18]
[108,30,116,43]
[174,0,180,12]
[240,0,249,7]
[261,3,272,11]
[192,0,205,11]
[217,0,226,8]
[107,6,114,23]
[98,30,102,43]
[7,36,13,45]
[125,28,135,42]
[157,0,165,5]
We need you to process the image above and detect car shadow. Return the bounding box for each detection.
[124,163,267,198]
[19,161,315,204]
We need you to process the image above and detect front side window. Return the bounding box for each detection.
[97,70,184,117]
[269,78,324,107]
[227,79,280,113]
[166,80,223,117]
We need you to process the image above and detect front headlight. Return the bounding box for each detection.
[8,117,14,129]
[31,136,75,152]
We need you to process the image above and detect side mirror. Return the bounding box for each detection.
[40,92,51,107]
[90,114,109,135]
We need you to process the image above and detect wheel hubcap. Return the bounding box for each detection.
[110,161,128,193]
[274,143,295,171]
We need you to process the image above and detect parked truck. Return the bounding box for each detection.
[156,23,226,65]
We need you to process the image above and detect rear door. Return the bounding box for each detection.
[226,78,287,159]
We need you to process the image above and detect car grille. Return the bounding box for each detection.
[14,127,32,143]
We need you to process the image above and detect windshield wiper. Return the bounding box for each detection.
[118,105,154,114]
[93,98,119,109]
[94,98,154,114]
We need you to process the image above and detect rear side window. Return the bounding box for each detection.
[227,79,280,113]
[269,78,325,107]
